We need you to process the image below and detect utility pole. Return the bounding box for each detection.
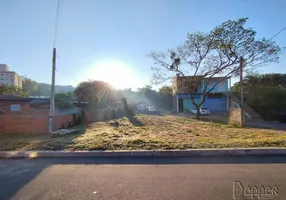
[228,77,231,113]
[239,56,245,127]
[48,48,56,133]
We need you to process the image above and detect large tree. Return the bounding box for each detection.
[74,80,114,109]
[148,18,281,119]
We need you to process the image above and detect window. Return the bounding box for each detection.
[208,93,222,99]
[189,86,198,92]
[10,104,21,111]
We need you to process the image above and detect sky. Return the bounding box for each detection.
[0,0,285,90]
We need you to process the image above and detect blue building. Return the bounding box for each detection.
[172,76,230,113]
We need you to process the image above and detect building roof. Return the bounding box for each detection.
[29,99,50,106]
[0,95,30,101]
[0,71,16,74]
[175,75,230,80]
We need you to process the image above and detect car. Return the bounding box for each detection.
[190,107,210,115]
[138,104,148,112]
[148,106,156,112]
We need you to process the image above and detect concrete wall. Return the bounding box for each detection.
[18,75,22,89]
[173,76,202,94]
[85,109,111,122]
[176,94,227,113]
[173,96,178,112]
[53,114,74,130]
[229,108,243,127]
[202,79,229,93]
[173,76,229,94]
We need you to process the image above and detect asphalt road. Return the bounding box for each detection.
[1,156,286,200]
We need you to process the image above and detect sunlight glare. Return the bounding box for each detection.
[85,61,141,89]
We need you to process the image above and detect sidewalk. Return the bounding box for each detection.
[1,148,286,158]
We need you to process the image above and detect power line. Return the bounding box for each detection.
[269,26,286,41]
[55,58,87,82]
[66,70,89,82]
[53,0,61,47]
[56,69,81,84]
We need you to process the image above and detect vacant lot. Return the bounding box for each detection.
[1,115,286,151]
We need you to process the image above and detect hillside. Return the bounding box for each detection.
[33,83,75,96]
[22,78,75,96]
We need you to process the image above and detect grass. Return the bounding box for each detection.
[0,115,286,151]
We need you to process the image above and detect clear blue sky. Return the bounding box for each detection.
[0,0,285,89]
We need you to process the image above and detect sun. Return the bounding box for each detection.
[86,60,139,89]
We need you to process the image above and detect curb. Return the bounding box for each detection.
[1,148,286,158]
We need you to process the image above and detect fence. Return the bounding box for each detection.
[85,109,112,122]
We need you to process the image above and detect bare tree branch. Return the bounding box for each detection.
[148,18,281,119]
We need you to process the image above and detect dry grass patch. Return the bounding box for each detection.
[0,115,286,151]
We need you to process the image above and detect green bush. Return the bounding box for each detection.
[55,99,73,110]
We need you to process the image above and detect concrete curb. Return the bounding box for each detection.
[1,148,286,158]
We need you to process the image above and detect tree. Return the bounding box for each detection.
[22,76,38,95]
[148,18,281,119]
[55,92,75,110]
[159,86,172,97]
[231,73,286,120]
[158,86,173,110]
[0,84,28,98]
[55,92,75,100]
[137,85,155,95]
[74,80,114,109]
[137,85,159,106]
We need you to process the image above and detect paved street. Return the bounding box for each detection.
[1,156,286,200]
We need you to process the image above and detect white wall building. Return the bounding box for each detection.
[0,64,22,89]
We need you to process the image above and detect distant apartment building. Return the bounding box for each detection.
[0,64,22,89]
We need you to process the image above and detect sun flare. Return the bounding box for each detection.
[86,60,139,89]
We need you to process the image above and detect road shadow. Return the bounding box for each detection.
[48,155,286,165]
[6,155,286,165]
[1,155,286,199]
[0,159,48,200]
